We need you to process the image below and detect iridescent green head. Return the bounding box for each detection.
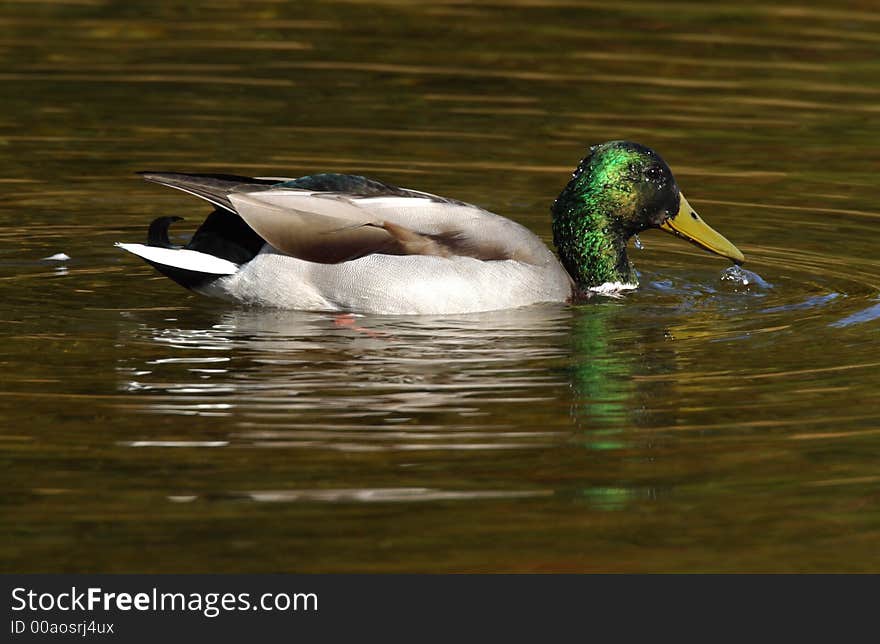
[551,141,743,290]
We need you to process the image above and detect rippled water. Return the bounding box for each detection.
[3,0,880,572]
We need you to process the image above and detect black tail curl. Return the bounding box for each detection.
[147,216,184,248]
[142,209,267,291]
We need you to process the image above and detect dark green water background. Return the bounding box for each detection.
[2,0,880,572]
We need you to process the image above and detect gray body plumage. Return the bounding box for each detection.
[118,172,573,315]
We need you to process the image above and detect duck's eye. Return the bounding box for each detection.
[644,165,664,183]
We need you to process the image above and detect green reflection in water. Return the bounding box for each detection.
[564,299,682,509]
[568,302,633,450]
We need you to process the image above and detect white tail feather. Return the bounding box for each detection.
[115,243,239,275]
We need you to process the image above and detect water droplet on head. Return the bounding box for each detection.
[633,235,643,250]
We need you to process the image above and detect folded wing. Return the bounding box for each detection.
[142,172,554,266]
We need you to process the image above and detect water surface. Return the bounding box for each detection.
[2,0,880,572]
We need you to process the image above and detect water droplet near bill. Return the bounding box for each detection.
[719,264,771,291]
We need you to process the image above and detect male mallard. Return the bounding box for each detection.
[117,140,743,314]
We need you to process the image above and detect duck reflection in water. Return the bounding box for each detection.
[117,300,696,509]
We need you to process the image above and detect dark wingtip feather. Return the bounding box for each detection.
[135,171,281,211]
[137,171,280,184]
[137,170,171,180]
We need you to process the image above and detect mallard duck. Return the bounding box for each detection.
[117,140,743,314]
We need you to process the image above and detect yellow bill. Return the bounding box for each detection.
[659,193,744,264]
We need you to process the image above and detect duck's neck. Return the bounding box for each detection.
[551,191,636,290]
